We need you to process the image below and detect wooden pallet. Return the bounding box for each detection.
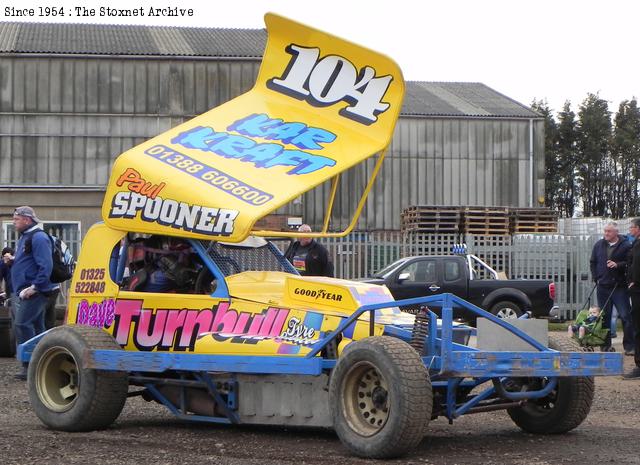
[401,206,463,234]
[402,224,461,234]
[461,206,509,235]
[509,207,558,234]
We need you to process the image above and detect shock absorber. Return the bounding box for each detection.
[410,305,430,355]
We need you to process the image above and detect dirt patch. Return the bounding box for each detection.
[1,341,638,465]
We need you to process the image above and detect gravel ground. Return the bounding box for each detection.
[1,337,639,465]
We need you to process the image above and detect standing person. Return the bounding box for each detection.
[0,246,14,300]
[625,218,640,378]
[10,206,54,380]
[284,224,334,277]
[43,285,60,331]
[590,221,633,353]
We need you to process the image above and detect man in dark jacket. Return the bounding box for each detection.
[590,222,632,352]
[11,206,54,380]
[0,246,14,299]
[284,224,333,277]
[625,218,640,378]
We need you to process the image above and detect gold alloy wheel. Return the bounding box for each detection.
[35,346,79,412]
[342,361,390,436]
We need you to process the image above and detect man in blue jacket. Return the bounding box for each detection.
[11,206,54,380]
[590,222,633,353]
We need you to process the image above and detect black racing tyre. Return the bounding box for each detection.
[329,336,432,459]
[28,325,128,431]
[489,300,523,319]
[0,326,15,357]
[506,334,594,434]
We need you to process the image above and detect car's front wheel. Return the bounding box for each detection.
[28,325,128,431]
[329,336,432,458]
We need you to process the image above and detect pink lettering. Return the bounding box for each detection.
[258,308,278,336]
[232,312,251,333]
[136,309,168,349]
[270,308,290,337]
[161,309,188,347]
[180,309,214,348]
[76,298,116,328]
[114,300,143,345]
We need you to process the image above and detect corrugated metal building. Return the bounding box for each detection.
[0,22,543,237]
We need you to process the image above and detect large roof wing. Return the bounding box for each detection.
[102,13,405,242]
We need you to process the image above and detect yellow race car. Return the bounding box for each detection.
[20,13,621,459]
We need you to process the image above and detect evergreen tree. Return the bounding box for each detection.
[611,99,640,216]
[556,102,579,217]
[576,94,612,216]
[531,100,561,213]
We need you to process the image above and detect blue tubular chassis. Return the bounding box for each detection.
[18,293,623,425]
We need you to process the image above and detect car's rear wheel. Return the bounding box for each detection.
[505,335,594,434]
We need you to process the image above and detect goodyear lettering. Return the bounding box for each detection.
[172,125,336,175]
[267,44,393,126]
[293,287,343,302]
[110,191,238,236]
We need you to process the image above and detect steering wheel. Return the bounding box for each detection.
[195,267,217,294]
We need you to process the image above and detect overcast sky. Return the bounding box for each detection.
[3,0,638,115]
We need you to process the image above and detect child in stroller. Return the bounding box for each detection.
[568,305,610,350]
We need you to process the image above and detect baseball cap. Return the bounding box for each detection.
[14,206,41,223]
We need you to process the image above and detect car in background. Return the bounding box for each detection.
[362,253,558,322]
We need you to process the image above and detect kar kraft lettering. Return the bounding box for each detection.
[267,44,393,125]
[110,191,238,236]
[172,120,336,175]
[112,300,291,351]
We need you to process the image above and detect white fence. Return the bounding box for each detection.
[3,225,605,319]
[322,232,604,320]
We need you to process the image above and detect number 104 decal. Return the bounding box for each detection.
[268,44,393,126]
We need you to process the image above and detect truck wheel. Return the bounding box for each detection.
[490,300,523,319]
[0,326,15,357]
[329,336,432,459]
[28,325,128,431]
[506,334,594,434]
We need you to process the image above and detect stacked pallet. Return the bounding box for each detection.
[401,205,462,234]
[510,208,558,234]
[253,214,289,231]
[462,206,510,235]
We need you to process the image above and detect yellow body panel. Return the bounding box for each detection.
[101,13,404,243]
[65,224,408,356]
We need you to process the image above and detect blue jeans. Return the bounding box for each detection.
[597,285,634,351]
[13,292,47,348]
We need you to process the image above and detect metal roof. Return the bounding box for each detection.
[0,22,539,118]
[0,22,266,57]
[402,82,541,118]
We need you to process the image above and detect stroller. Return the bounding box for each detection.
[570,284,613,351]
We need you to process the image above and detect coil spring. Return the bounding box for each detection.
[410,306,429,354]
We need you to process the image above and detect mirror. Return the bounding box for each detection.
[398,272,410,282]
